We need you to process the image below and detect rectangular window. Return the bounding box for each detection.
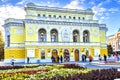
[7,35,10,47]
[64,16,66,19]
[83,17,85,20]
[41,52,45,59]
[78,17,80,20]
[49,15,51,18]
[38,14,40,17]
[59,16,62,18]
[73,17,76,19]
[69,16,71,19]
[43,14,46,17]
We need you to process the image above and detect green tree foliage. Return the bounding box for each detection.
[107,44,113,57]
[0,31,4,60]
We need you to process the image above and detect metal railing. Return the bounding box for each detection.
[25,41,101,47]
[5,42,107,48]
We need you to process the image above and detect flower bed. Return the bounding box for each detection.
[0,64,39,70]
[0,63,120,80]
[63,63,85,69]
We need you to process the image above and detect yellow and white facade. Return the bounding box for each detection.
[4,3,108,63]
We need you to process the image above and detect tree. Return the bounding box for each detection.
[107,44,113,57]
[0,31,4,61]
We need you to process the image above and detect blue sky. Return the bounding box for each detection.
[0,0,120,36]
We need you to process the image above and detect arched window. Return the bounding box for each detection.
[83,30,89,42]
[51,29,58,42]
[38,29,46,42]
[73,30,79,42]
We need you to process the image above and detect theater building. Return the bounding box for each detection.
[4,3,108,63]
[107,28,120,53]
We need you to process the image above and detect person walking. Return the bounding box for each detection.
[88,55,93,62]
[60,55,63,63]
[99,54,102,61]
[11,56,14,66]
[27,57,30,64]
[104,54,107,62]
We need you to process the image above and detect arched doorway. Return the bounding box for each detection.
[83,30,90,43]
[52,49,58,62]
[74,49,79,61]
[64,49,70,62]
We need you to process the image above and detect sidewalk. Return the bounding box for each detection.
[0,58,120,69]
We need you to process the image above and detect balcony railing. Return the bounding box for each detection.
[25,41,101,47]
[6,42,107,48]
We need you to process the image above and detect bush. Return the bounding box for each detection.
[63,63,85,69]
[0,64,40,70]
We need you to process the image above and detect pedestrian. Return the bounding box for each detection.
[11,56,14,66]
[60,55,63,63]
[82,55,84,62]
[99,54,102,61]
[114,53,118,62]
[27,57,30,64]
[88,55,93,62]
[104,54,107,62]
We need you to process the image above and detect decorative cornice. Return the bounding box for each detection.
[25,3,94,15]
[24,19,104,27]
[3,18,108,31]
[4,23,24,27]
[99,24,108,32]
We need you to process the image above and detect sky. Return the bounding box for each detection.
[0,0,120,36]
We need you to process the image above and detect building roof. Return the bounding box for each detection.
[107,34,114,38]
[118,28,120,32]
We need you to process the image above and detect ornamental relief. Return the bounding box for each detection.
[27,27,34,35]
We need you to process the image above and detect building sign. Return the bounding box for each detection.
[94,49,100,56]
[15,29,23,34]
[62,29,70,42]
[27,49,35,57]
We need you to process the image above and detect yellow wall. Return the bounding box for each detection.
[11,27,24,43]
[100,30,106,43]
[25,24,38,41]
[91,27,100,42]
[100,48,108,56]
[4,48,25,59]
[89,48,94,56]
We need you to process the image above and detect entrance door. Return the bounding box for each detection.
[52,49,58,62]
[74,49,79,61]
[64,49,70,62]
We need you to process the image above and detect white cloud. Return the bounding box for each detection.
[0,4,26,35]
[92,0,111,21]
[108,8,119,13]
[1,0,9,2]
[89,1,95,5]
[16,0,26,5]
[64,0,85,9]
